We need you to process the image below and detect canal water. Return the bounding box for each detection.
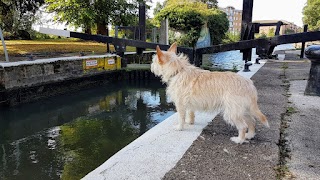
[0,43,295,180]
[207,44,295,70]
[0,81,175,180]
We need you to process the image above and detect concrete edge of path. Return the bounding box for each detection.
[287,80,320,179]
[82,60,267,180]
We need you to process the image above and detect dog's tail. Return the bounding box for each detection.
[251,103,269,128]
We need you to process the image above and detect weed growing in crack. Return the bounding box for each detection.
[275,62,295,179]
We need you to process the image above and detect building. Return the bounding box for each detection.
[220,6,242,33]
[252,20,301,35]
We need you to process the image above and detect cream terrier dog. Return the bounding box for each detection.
[151,43,269,144]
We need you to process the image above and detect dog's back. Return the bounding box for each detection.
[168,68,254,107]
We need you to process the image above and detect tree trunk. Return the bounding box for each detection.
[97,22,107,35]
[84,25,92,35]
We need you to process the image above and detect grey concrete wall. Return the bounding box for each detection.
[0,55,122,106]
[0,55,118,89]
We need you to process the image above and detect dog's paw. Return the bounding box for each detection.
[174,125,183,131]
[230,137,248,144]
[245,132,256,140]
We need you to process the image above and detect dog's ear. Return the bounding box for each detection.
[168,42,177,53]
[156,45,165,65]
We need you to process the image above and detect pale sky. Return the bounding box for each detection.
[148,0,307,27]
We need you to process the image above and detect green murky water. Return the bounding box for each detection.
[0,80,175,180]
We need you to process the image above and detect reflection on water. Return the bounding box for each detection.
[0,81,175,180]
[208,44,295,70]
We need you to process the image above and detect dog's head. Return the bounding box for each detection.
[151,43,178,81]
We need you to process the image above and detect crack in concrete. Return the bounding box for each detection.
[276,62,294,179]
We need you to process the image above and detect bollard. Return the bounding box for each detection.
[305,45,320,96]
[243,62,252,72]
[255,57,261,64]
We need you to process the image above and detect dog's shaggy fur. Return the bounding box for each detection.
[151,43,269,144]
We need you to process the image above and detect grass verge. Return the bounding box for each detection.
[0,39,137,56]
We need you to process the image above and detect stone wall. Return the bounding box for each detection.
[0,55,121,89]
[0,55,122,106]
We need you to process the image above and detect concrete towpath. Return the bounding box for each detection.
[163,59,320,180]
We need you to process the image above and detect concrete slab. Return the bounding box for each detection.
[238,60,267,79]
[82,61,267,180]
[287,80,320,179]
[83,112,219,180]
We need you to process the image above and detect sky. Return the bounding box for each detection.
[148,0,307,27]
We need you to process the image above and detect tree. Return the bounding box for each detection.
[267,28,275,37]
[45,0,150,35]
[255,32,267,39]
[155,0,228,47]
[0,0,45,39]
[303,0,320,31]
[284,28,295,34]
[199,0,218,8]
[206,8,229,44]
[153,2,164,16]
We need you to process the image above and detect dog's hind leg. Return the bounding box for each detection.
[226,115,248,144]
[230,127,247,144]
[187,110,195,125]
[245,115,256,139]
[175,106,186,131]
[223,107,248,144]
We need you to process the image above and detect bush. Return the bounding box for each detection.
[2,31,13,40]
[206,9,229,45]
[177,28,200,47]
[255,32,267,39]
[155,2,204,47]
[30,30,59,40]
[223,31,240,44]
[155,1,228,47]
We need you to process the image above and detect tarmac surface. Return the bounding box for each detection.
[163,59,320,180]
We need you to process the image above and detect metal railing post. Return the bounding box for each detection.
[0,27,9,62]
[300,25,308,58]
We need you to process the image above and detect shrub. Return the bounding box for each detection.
[223,31,240,44]
[155,1,228,47]
[206,9,229,44]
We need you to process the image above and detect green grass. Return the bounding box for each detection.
[0,38,137,56]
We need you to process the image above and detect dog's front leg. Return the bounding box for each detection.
[187,110,195,125]
[175,106,186,131]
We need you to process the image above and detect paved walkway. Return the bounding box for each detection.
[163,59,320,180]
